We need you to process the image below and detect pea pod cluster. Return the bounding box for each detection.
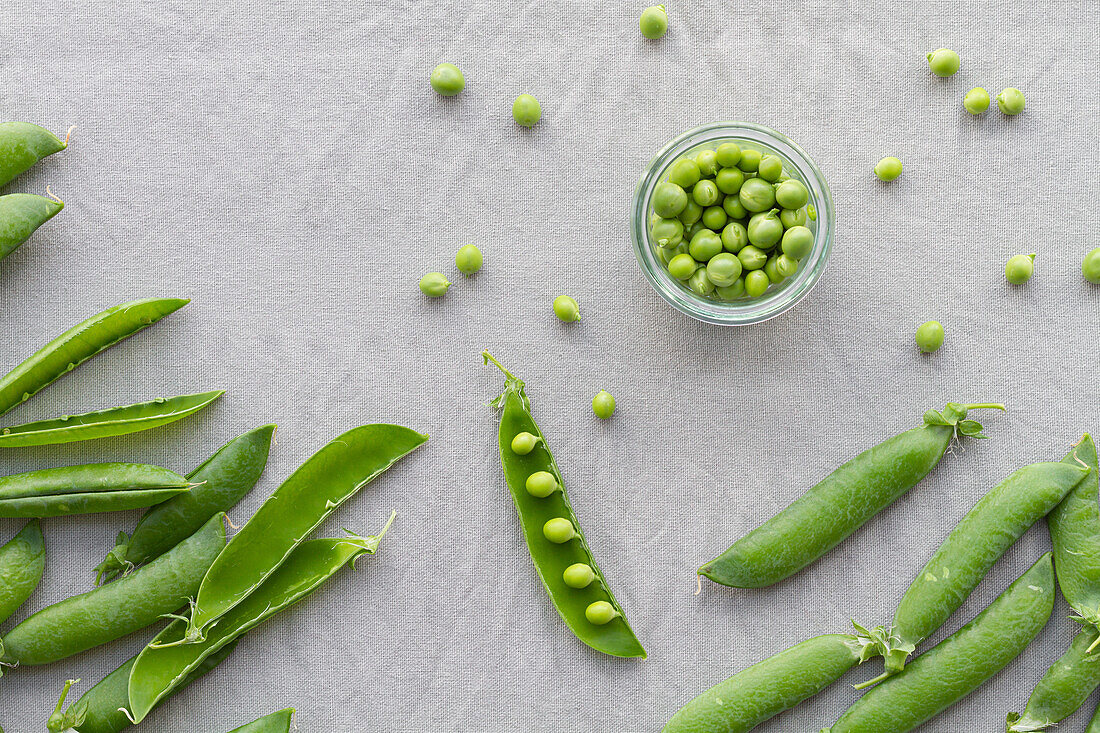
[699,402,1004,588]
[483,352,645,658]
[0,121,69,261]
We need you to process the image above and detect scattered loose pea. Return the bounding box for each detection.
[997,88,1026,115]
[1083,247,1100,284]
[963,87,990,115]
[512,94,542,127]
[915,320,945,353]
[592,390,616,419]
[1004,254,1035,285]
[638,5,668,39]
[585,600,619,625]
[563,563,596,589]
[525,471,559,498]
[511,431,541,455]
[926,48,960,77]
[553,295,580,322]
[874,157,903,182]
[543,517,576,544]
[429,63,465,96]
[454,244,483,275]
[418,272,450,297]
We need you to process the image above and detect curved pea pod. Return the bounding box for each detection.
[0,521,45,624]
[825,554,1055,733]
[0,390,224,447]
[699,403,1005,588]
[0,122,68,187]
[663,634,866,733]
[0,298,189,418]
[1090,697,1100,732]
[127,518,394,723]
[0,193,64,260]
[1049,434,1100,637]
[95,424,276,584]
[855,461,1087,681]
[0,513,225,666]
[483,353,645,659]
[1006,626,1100,732]
[0,463,192,518]
[46,640,239,733]
[225,709,295,733]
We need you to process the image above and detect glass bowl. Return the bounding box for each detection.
[631,122,834,326]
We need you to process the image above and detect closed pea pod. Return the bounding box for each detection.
[1048,434,1100,639]
[0,122,68,186]
[0,193,64,260]
[225,709,295,733]
[0,463,193,518]
[482,352,645,658]
[1006,626,1100,732]
[1090,700,1100,732]
[0,521,44,625]
[699,403,1004,588]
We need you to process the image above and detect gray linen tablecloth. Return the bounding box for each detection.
[1,1,1097,730]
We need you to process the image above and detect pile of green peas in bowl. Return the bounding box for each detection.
[631,122,834,325]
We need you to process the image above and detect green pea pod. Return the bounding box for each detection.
[95,424,276,584]
[0,193,63,260]
[0,122,68,187]
[0,390,224,447]
[1089,697,1100,732]
[1049,434,1100,636]
[0,463,192,518]
[1006,626,1100,732]
[225,709,295,733]
[700,403,1005,588]
[854,461,1087,682]
[0,513,225,667]
[46,639,239,733]
[825,553,1055,733]
[0,521,45,624]
[663,634,867,733]
[127,518,394,723]
[0,298,189,418]
[483,353,645,659]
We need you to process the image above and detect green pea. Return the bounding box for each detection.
[667,158,701,189]
[874,156,903,182]
[744,269,770,298]
[747,210,784,249]
[418,272,450,297]
[916,320,945,353]
[721,221,748,253]
[455,244,483,275]
[688,230,723,262]
[963,87,990,115]
[1005,254,1035,285]
[1083,247,1100,284]
[687,268,715,296]
[638,4,668,39]
[807,203,817,221]
[667,253,698,280]
[776,253,799,279]
[779,207,807,229]
[683,220,705,242]
[715,142,741,167]
[524,471,559,498]
[677,199,703,226]
[706,253,743,287]
[997,87,1026,115]
[543,517,576,544]
[739,178,776,213]
[585,600,619,625]
[738,149,761,172]
[927,48,960,77]
[695,149,718,177]
[552,295,580,322]
[652,182,688,218]
[715,167,745,195]
[700,206,727,231]
[781,226,814,260]
[650,217,684,248]
[774,180,809,209]
[591,390,615,419]
[512,94,542,127]
[692,179,720,207]
[722,194,747,219]
[510,431,542,455]
[429,63,465,96]
[715,278,746,300]
[563,563,596,589]
[758,155,783,182]
[763,255,783,284]
[737,245,767,272]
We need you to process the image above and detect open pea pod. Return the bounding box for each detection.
[0,390,224,447]
[224,709,295,733]
[0,463,192,518]
[483,352,645,659]
[0,193,63,261]
[0,521,45,624]
[127,519,394,723]
[182,423,426,641]
[0,122,68,187]
[0,298,189,418]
